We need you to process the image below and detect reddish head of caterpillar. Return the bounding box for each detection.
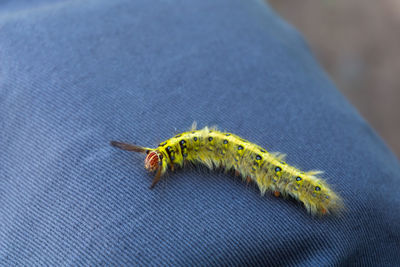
[145,151,160,171]
[109,141,160,172]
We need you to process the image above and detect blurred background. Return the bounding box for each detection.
[269,0,400,158]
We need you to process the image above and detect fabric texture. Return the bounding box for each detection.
[1,0,399,265]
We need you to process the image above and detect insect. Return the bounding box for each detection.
[111,123,343,216]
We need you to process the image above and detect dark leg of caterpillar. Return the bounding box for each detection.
[235,170,240,177]
[246,176,252,184]
[110,141,148,154]
[150,167,162,189]
[273,191,280,197]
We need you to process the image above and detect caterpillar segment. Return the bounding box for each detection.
[111,125,343,216]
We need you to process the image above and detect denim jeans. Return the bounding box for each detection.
[1,0,399,265]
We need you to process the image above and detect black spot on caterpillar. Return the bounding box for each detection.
[111,123,343,216]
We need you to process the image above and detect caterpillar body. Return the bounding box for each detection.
[111,123,343,216]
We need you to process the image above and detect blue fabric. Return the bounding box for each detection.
[1,0,399,265]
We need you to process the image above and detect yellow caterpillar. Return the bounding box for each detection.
[111,123,343,216]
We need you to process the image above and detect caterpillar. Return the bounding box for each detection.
[111,123,343,216]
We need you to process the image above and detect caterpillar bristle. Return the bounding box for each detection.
[190,121,197,131]
[110,141,150,154]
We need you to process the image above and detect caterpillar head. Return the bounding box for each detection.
[145,151,160,171]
